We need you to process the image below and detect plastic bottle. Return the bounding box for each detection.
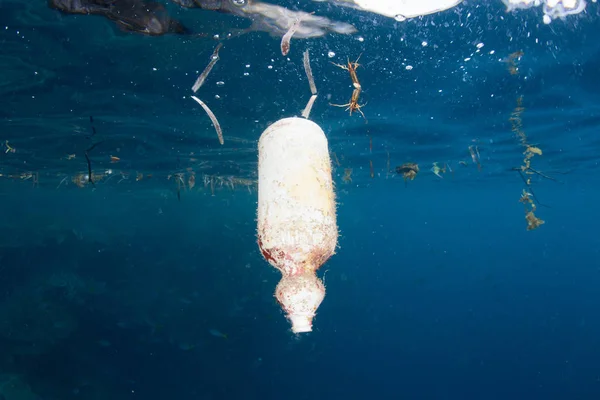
[257,117,338,333]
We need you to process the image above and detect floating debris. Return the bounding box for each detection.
[509,95,551,230]
[468,144,481,170]
[208,328,228,339]
[301,50,318,119]
[446,162,453,177]
[190,95,224,145]
[504,50,524,75]
[431,162,444,178]
[342,168,352,183]
[386,150,391,179]
[396,162,419,184]
[302,94,318,119]
[257,117,337,333]
[188,171,196,190]
[520,190,545,231]
[4,140,15,154]
[83,116,104,186]
[84,142,103,186]
[192,42,223,93]
[303,50,317,95]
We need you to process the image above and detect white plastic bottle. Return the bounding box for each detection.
[257,117,338,333]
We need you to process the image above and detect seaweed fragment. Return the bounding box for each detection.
[508,96,551,229]
[396,163,419,186]
[512,167,547,208]
[504,50,524,76]
[342,168,352,183]
[520,190,545,231]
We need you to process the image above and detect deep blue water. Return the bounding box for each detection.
[1,0,600,399]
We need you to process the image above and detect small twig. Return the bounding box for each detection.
[527,167,559,182]
[84,116,102,186]
[84,153,94,186]
[84,141,103,186]
[512,166,567,183]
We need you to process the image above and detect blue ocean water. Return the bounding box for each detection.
[1,0,600,399]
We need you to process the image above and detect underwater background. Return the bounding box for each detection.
[1,0,600,399]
